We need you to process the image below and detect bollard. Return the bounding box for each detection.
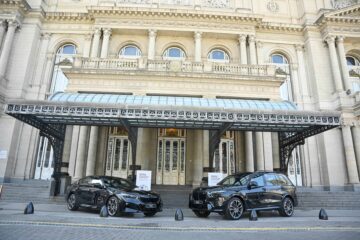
[100,205,109,217]
[24,202,34,214]
[175,208,184,221]
[249,209,257,221]
[319,208,328,220]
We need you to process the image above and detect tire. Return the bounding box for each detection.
[224,197,244,220]
[107,196,120,217]
[67,193,79,211]
[193,210,210,218]
[279,197,294,217]
[144,212,157,217]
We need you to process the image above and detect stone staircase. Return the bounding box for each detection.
[1,181,360,210]
[0,180,64,204]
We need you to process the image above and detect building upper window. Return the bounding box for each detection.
[270,53,292,101]
[119,45,142,58]
[49,43,77,94]
[346,56,360,66]
[208,49,229,62]
[163,47,186,60]
[271,54,288,64]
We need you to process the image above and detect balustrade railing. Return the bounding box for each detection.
[331,0,360,9]
[76,57,277,77]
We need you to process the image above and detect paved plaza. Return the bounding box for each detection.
[0,202,359,240]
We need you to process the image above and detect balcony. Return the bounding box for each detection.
[73,57,277,78]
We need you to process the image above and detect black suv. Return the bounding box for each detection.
[189,172,297,220]
[66,176,162,217]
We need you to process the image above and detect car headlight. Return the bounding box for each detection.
[207,190,225,198]
[118,193,138,199]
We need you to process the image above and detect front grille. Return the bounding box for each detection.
[139,196,158,203]
[192,191,207,201]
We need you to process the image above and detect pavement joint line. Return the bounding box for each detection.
[0,221,360,232]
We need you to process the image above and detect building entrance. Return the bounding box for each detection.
[105,127,131,179]
[34,137,54,180]
[213,131,235,176]
[156,129,186,185]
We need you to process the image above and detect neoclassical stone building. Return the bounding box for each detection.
[0,0,359,192]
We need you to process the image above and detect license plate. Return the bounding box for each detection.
[145,203,156,209]
[194,200,203,204]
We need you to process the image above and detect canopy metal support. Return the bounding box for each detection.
[120,118,138,182]
[209,122,233,172]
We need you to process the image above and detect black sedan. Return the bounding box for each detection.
[189,172,298,220]
[65,176,162,217]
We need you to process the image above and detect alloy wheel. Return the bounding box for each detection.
[107,196,119,216]
[67,193,78,211]
[228,198,243,220]
[283,198,294,216]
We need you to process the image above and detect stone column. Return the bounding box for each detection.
[193,130,203,186]
[342,126,359,184]
[248,35,257,64]
[295,45,310,100]
[290,64,301,103]
[271,133,280,169]
[82,34,92,58]
[245,131,254,172]
[255,132,264,171]
[74,126,88,179]
[256,41,264,64]
[263,132,273,171]
[326,36,343,92]
[100,28,111,58]
[0,20,6,50]
[68,126,80,177]
[90,28,101,58]
[61,126,73,173]
[0,20,18,77]
[85,126,99,176]
[337,36,352,92]
[194,31,202,62]
[238,34,247,64]
[352,126,360,177]
[148,29,157,60]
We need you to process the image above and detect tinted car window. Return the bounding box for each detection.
[265,174,279,186]
[250,174,265,187]
[79,177,91,185]
[218,173,251,186]
[277,174,293,186]
[102,177,136,190]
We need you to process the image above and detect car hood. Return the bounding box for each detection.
[109,187,159,197]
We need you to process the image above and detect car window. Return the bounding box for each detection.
[79,177,92,185]
[250,175,265,187]
[217,175,237,186]
[102,177,135,190]
[277,174,293,186]
[265,174,278,186]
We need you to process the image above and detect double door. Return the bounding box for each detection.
[156,138,186,185]
[213,139,235,175]
[34,137,54,180]
[105,136,130,179]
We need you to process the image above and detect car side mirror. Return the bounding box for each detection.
[248,181,258,189]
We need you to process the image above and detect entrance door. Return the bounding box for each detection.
[156,138,186,185]
[213,139,235,176]
[34,137,54,180]
[288,147,302,186]
[105,136,130,179]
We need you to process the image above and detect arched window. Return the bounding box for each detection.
[207,49,230,62]
[119,45,142,58]
[346,56,360,66]
[49,44,76,94]
[163,47,186,60]
[270,53,292,101]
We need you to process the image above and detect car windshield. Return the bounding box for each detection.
[102,177,136,190]
[217,173,251,186]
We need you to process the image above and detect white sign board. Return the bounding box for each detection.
[136,170,152,191]
[208,173,225,187]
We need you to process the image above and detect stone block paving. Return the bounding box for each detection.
[0,203,360,240]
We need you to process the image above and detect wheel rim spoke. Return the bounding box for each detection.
[229,200,242,218]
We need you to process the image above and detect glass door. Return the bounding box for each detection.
[34,137,54,180]
[105,136,130,179]
[213,139,235,176]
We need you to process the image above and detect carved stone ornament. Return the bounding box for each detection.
[267,0,279,13]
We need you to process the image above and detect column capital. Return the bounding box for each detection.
[248,35,256,43]
[94,28,102,36]
[325,36,336,44]
[40,32,52,41]
[337,36,345,43]
[238,34,247,42]
[7,20,20,29]
[194,31,202,40]
[0,20,6,27]
[103,28,112,37]
[295,44,304,52]
[148,29,157,37]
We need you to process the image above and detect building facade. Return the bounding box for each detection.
[0,0,359,190]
